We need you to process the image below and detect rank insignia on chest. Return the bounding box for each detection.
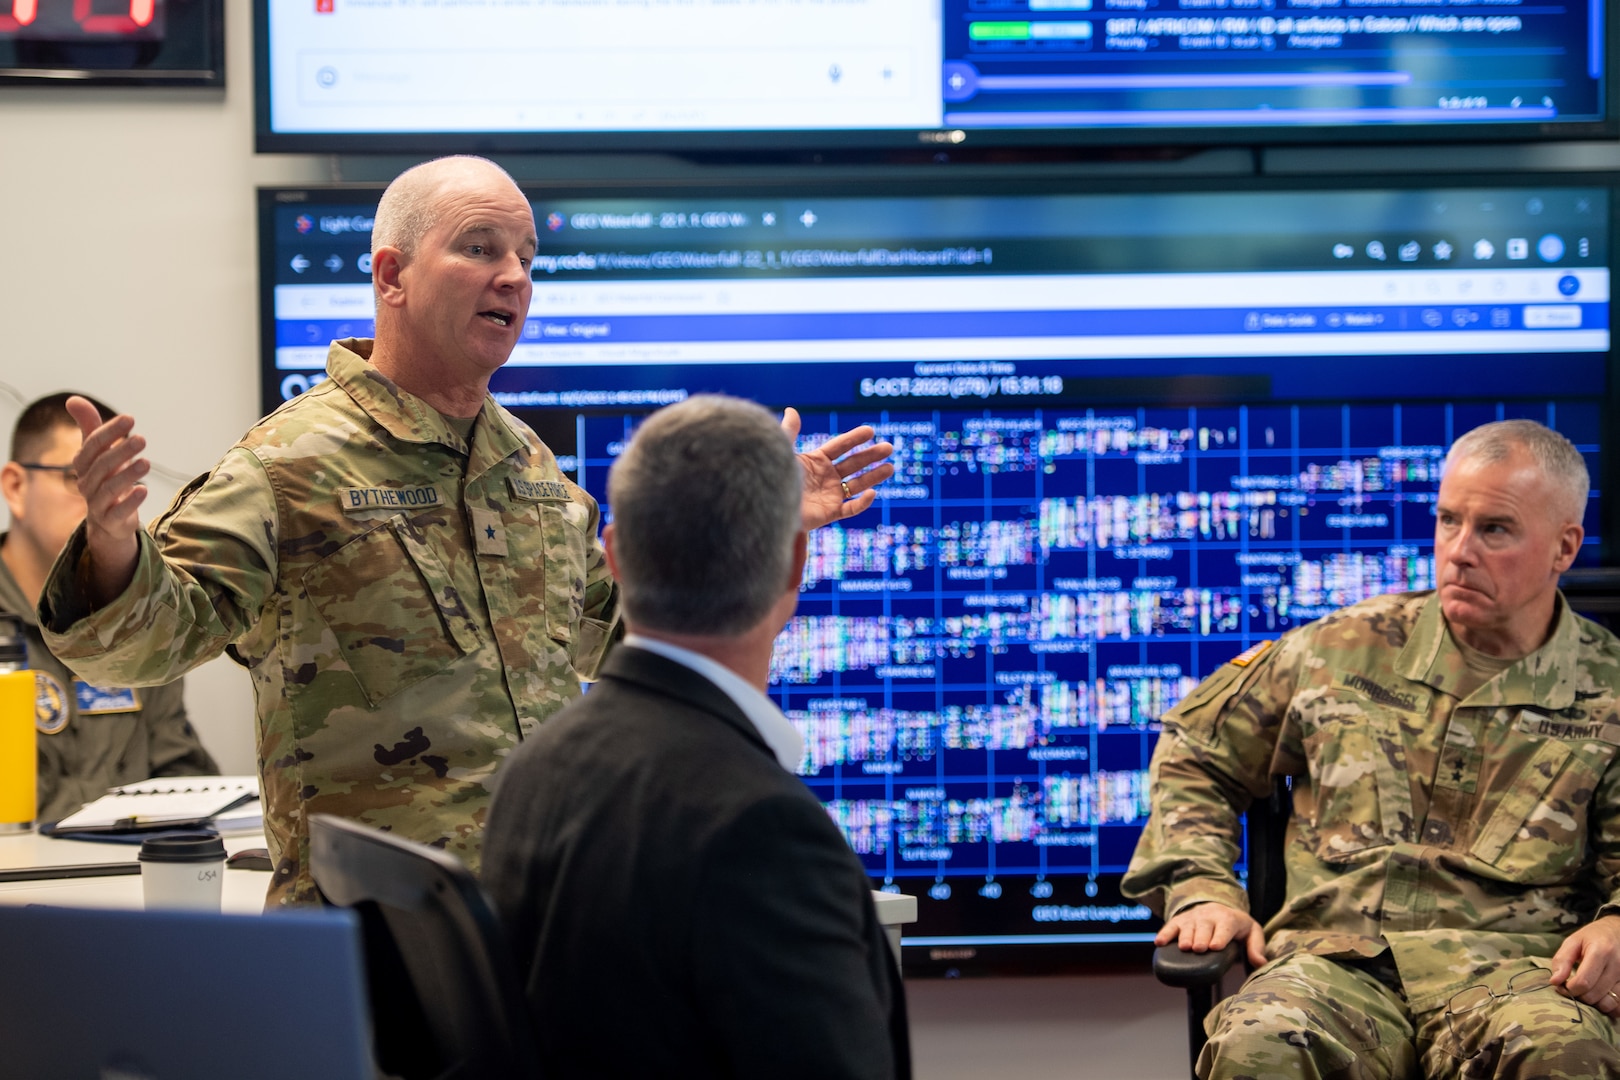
[470,508,509,556]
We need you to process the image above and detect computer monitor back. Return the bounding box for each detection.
[0,904,373,1080]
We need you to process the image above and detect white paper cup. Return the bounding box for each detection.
[139,833,227,911]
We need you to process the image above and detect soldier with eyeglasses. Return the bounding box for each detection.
[0,393,215,822]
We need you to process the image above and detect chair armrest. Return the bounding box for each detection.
[1152,940,1242,988]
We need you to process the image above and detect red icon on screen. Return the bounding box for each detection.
[317,0,334,12]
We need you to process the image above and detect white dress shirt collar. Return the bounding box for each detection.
[623,634,805,772]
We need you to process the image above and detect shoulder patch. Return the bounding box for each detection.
[35,672,68,735]
[1229,640,1275,667]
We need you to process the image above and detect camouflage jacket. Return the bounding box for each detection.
[1122,590,1620,1012]
[40,340,620,904]
[0,540,214,823]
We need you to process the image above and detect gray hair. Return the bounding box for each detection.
[607,395,802,636]
[371,155,518,258]
[1444,419,1589,524]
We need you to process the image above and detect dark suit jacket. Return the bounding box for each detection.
[482,645,911,1079]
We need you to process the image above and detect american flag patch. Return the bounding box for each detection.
[1229,640,1275,667]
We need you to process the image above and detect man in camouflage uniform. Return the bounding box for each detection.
[36,157,893,905]
[1124,419,1620,1078]
[1,393,214,822]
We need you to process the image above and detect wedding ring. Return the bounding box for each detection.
[1607,990,1618,1003]
[840,480,852,499]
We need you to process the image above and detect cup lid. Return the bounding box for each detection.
[138,831,227,863]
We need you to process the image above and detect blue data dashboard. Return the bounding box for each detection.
[261,178,1612,970]
[254,0,1613,149]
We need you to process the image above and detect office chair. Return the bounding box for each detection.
[1152,778,1292,1080]
[309,814,540,1080]
[1562,567,1620,632]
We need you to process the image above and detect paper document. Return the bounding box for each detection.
[50,776,261,834]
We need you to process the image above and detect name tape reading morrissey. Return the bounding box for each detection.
[340,485,444,512]
[1339,673,1420,713]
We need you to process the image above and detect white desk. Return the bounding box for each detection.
[0,831,921,957]
[872,890,918,965]
[0,828,272,913]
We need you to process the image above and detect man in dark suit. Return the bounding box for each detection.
[482,394,910,1079]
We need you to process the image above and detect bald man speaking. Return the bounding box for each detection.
[37,156,892,904]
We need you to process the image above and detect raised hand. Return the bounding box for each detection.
[781,407,896,530]
[64,395,149,606]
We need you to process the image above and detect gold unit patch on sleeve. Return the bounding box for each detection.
[508,477,572,503]
[1229,640,1275,667]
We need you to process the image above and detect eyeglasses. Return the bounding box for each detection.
[1444,966,1578,1056]
[16,463,79,495]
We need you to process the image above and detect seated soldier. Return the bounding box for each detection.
[1124,419,1620,1079]
[0,393,215,821]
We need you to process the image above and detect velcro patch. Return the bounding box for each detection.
[1517,710,1620,744]
[339,485,443,512]
[1337,672,1421,712]
[1229,640,1274,667]
[74,682,140,715]
[470,508,509,557]
[508,477,572,503]
[36,672,68,735]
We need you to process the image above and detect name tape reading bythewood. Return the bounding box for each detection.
[339,486,443,512]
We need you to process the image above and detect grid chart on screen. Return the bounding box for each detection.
[579,397,1598,907]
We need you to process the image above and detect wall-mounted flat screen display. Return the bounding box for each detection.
[254,0,1613,151]
[260,176,1612,972]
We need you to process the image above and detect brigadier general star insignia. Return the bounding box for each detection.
[470,508,509,557]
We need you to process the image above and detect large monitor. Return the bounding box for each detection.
[260,175,1613,973]
[253,0,1614,152]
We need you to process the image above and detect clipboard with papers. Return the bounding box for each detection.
[46,776,262,835]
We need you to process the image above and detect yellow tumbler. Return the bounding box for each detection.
[0,616,33,832]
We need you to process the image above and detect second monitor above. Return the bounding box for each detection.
[254,0,1614,154]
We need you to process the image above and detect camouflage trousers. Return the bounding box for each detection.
[1200,953,1620,1080]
